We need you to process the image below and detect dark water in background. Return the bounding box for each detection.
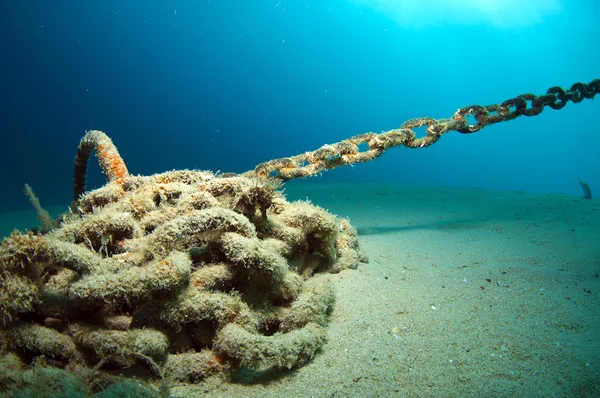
[1,0,599,215]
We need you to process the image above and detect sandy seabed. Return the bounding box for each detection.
[2,182,599,397]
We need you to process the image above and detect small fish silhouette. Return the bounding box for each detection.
[578,178,592,199]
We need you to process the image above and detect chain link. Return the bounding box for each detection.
[246,79,599,181]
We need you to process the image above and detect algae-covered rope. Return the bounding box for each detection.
[73,130,129,208]
[245,78,600,181]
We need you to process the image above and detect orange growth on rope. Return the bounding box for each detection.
[72,130,129,208]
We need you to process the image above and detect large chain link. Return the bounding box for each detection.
[246,79,599,181]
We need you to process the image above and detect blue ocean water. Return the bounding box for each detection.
[1,1,598,215]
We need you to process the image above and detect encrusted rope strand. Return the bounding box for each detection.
[72,130,129,208]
